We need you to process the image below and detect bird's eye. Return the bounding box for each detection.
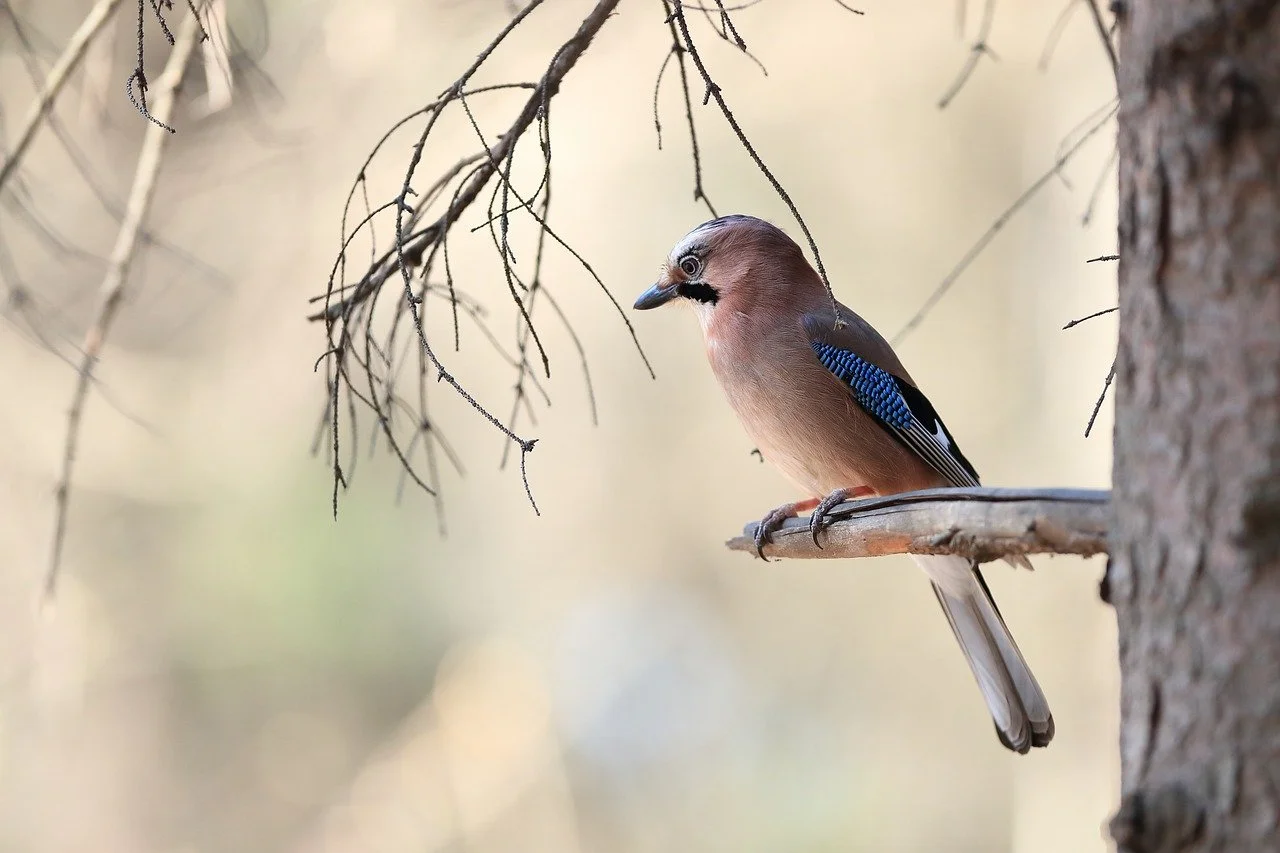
[679,255,702,277]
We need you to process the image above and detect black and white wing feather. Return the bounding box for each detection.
[805,328,981,488]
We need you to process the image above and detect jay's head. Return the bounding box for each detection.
[633,215,818,325]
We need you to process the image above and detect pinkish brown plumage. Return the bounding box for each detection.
[635,214,1053,753]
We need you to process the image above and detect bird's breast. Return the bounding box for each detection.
[705,330,937,498]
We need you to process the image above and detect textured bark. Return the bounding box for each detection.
[1111,2,1280,852]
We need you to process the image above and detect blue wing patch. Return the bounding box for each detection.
[808,337,982,486]
[810,342,913,428]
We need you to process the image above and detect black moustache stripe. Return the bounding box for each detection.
[677,281,718,305]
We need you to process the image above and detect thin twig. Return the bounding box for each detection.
[317,6,611,322]
[1038,0,1080,71]
[1084,0,1118,78]
[46,11,202,599]
[127,0,209,132]
[669,0,837,318]
[938,0,998,109]
[1087,254,1119,262]
[1081,143,1118,225]
[651,46,677,149]
[892,101,1118,345]
[1084,359,1116,437]
[1062,306,1117,329]
[2,5,221,278]
[0,0,126,195]
[659,0,717,216]
[315,0,627,518]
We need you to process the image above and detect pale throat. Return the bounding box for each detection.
[690,299,717,339]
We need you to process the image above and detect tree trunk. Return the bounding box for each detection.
[1111,2,1280,852]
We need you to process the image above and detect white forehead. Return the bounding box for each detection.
[667,215,761,263]
[667,221,718,264]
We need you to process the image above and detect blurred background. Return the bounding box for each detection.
[0,1,1120,850]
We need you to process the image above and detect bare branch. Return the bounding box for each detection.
[194,0,234,117]
[1063,305,1117,329]
[668,0,840,319]
[312,0,636,519]
[1085,359,1116,438]
[128,0,210,133]
[313,5,617,322]
[892,100,1118,345]
[308,0,870,520]
[726,487,1109,563]
[2,5,223,281]
[46,10,203,599]
[657,0,717,215]
[0,0,125,195]
[1038,0,1080,71]
[938,0,998,109]
[1084,0,1118,78]
[1081,143,1118,224]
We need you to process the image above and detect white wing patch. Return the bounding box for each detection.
[931,419,951,449]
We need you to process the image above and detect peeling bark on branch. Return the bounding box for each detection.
[725,487,1109,563]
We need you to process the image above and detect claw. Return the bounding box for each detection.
[752,498,820,561]
[753,527,770,560]
[808,489,847,548]
[808,486,874,548]
[754,506,793,560]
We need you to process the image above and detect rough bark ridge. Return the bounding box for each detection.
[1112,2,1280,851]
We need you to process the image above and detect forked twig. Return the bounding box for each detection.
[938,0,998,109]
[668,0,840,319]
[314,0,632,518]
[47,10,203,598]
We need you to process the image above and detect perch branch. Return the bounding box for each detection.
[726,486,1108,562]
[0,0,126,195]
[46,11,202,599]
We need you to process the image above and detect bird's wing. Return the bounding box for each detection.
[801,312,981,488]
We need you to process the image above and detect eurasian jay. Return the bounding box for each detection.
[633,214,1053,753]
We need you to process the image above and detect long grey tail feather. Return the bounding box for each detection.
[912,555,1054,753]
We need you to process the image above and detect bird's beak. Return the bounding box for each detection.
[633,281,678,310]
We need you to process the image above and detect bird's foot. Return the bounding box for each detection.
[753,498,820,561]
[808,486,874,548]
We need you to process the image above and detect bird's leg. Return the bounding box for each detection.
[809,486,875,547]
[754,497,820,560]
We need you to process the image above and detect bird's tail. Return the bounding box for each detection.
[911,554,1054,753]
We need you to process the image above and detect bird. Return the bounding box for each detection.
[633,213,1053,753]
